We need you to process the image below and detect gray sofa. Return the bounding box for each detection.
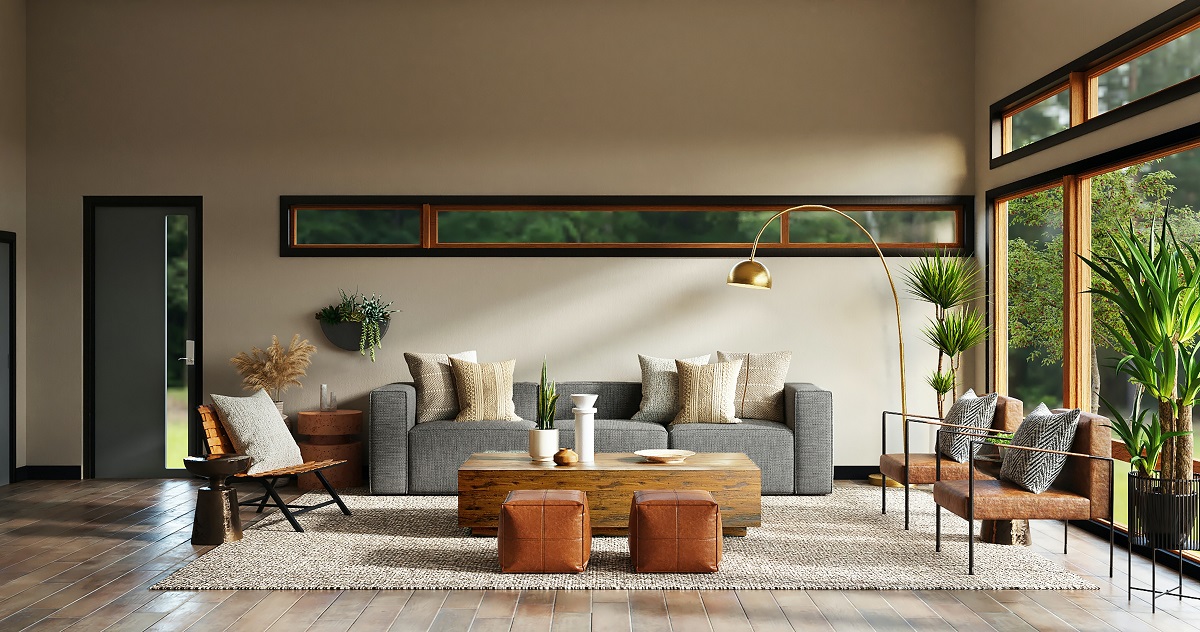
[368,380,833,496]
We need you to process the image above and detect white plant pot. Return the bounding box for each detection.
[529,429,559,463]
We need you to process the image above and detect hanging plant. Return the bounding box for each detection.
[315,289,398,361]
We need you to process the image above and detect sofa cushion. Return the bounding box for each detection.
[717,350,792,422]
[450,358,521,422]
[550,382,642,420]
[408,419,536,494]
[555,418,669,453]
[668,419,794,494]
[404,350,477,423]
[673,359,742,424]
[631,354,710,423]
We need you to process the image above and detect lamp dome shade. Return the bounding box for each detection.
[727,259,772,289]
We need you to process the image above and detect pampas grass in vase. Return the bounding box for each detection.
[230,334,317,422]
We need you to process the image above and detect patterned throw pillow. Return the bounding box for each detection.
[210,389,304,475]
[717,350,791,422]
[1000,403,1081,494]
[936,389,1000,463]
[449,357,522,422]
[404,350,478,423]
[672,359,743,424]
[631,354,711,423]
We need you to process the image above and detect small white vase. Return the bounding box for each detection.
[529,429,559,463]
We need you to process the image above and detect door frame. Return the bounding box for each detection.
[0,231,14,485]
[83,196,203,479]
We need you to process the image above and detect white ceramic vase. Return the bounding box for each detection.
[529,428,559,463]
[571,394,599,465]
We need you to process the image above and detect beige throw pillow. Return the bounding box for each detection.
[717,350,792,422]
[404,350,478,423]
[450,357,522,422]
[673,359,743,424]
[631,353,711,423]
[210,389,304,475]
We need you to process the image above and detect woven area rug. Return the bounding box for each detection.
[153,483,1095,591]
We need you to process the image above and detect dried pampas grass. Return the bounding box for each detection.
[230,334,317,400]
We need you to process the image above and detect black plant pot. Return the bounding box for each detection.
[1128,472,1200,551]
[320,320,390,353]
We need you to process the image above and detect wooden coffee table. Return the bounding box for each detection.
[458,452,761,536]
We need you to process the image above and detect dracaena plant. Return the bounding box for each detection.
[1101,393,1189,477]
[903,251,988,417]
[1082,212,1200,482]
[536,357,558,431]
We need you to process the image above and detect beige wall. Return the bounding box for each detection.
[0,0,24,468]
[26,0,975,468]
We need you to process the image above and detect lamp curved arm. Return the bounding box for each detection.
[739,204,907,445]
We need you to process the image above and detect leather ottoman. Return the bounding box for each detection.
[629,489,722,573]
[498,489,591,573]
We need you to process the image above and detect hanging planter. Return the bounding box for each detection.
[315,290,397,361]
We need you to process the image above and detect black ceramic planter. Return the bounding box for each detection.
[1128,471,1200,551]
[320,320,390,353]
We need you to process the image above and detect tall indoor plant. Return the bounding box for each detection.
[903,251,988,417]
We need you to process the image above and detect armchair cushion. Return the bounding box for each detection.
[936,389,999,462]
[934,478,1091,521]
[1000,403,1081,493]
[210,389,303,475]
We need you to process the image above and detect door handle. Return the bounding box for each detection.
[178,339,195,366]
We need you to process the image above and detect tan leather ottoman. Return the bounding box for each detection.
[629,489,722,573]
[498,489,591,573]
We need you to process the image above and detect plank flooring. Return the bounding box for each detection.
[1,478,1199,631]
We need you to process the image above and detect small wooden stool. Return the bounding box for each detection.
[183,455,251,545]
[629,489,722,573]
[498,490,591,573]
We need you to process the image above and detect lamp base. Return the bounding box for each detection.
[867,473,913,488]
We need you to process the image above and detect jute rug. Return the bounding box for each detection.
[153,483,1095,591]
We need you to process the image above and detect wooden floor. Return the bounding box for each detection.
[2,480,1200,632]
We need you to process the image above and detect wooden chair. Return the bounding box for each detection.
[933,410,1114,576]
[879,395,1023,529]
[198,405,352,532]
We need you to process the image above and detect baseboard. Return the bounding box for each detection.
[13,465,82,481]
[834,465,876,480]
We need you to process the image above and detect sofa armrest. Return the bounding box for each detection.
[369,383,417,494]
[784,383,834,495]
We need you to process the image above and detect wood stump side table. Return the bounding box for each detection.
[296,409,362,490]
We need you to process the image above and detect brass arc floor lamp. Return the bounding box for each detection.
[727,204,908,489]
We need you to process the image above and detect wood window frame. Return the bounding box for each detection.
[280,195,972,257]
[990,1,1200,168]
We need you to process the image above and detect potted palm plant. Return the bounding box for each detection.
[1083,213,1200,550]
[903,251,988,417]
[529,357,559,463]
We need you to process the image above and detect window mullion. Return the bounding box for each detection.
[1062,175,1093,410]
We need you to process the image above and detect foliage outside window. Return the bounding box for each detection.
[1005,88,1071,152]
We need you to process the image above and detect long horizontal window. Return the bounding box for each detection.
[991,6,1200,165]
[280,198,969,256]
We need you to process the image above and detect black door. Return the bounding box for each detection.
[85,197,202,478]
[0,232,13,486]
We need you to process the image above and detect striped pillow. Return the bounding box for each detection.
[404,350,477,423]
[1000,404,1081,494]
[672,359,743,425]
[450,358,522,422]
[936,389,999,463]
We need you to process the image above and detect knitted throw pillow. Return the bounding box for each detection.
[1000,403,1081,494]
[450,357,521,422]
[672,359,743,424]
[717,350,791,422]
[936,389,1000,463]
[631,354,711,424]
[404,350,477,423]
[210,389,304,475]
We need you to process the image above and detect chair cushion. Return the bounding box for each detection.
[631,354,710,423]
[554,418,668,453]
[450,358,521,422]
[717,350,791,422]
[668,419,794,494]
[878,453,999,484]
[210,389,303,475]
[934,479,1091,521]
[408,420,535,494]
[1000,404,1081,493]
[936,390,999,463]
[404,350,477,423]
[673,359,742,424]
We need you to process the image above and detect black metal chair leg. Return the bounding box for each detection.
[935,504,942,552]
[314,470,352,516]
[968,520,974,575]
[904,481,910,530]
[881,473,887,515]
[1064,521,1069,555]
[261,479,304,532]
[256,478,275,513]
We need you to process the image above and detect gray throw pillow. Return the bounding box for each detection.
[1000,403,1081,494]
[936,389,999,463]
[404,350,478,423]
[210,389,304,475]
[631,353,710,424]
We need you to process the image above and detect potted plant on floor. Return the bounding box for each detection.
[1083,213,1200,550]
[315,289,397,362]
[230,334,317,424]
[530,357,559,463]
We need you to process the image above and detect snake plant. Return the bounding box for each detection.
[536,357,559,431]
